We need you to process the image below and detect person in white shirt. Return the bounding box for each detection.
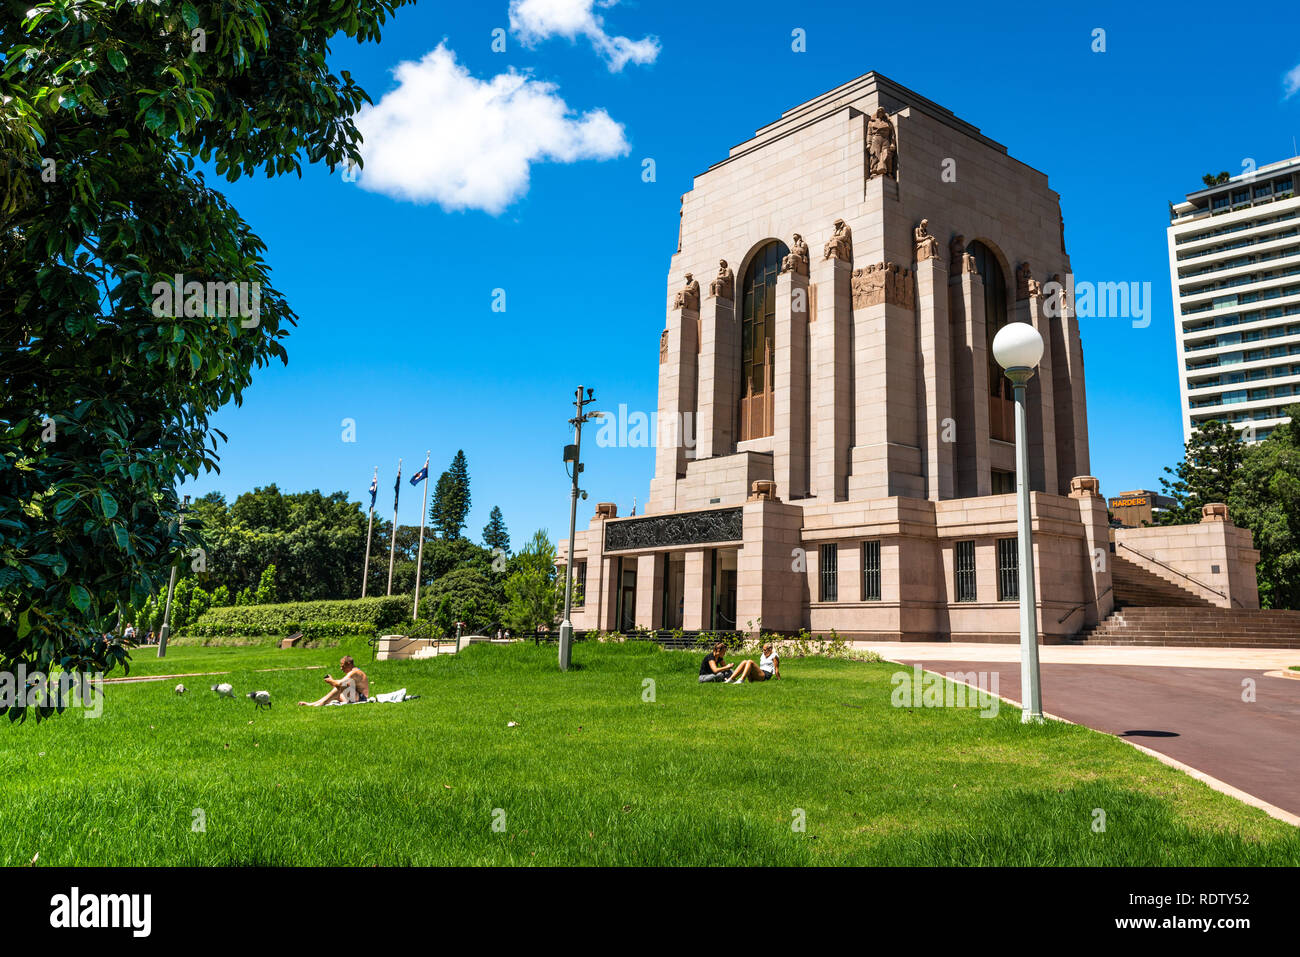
[726,642,780,683]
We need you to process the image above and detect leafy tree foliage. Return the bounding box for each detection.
[502,530,561,635]
[1230,407,1300,609]
[0,0,411,715]
[1156,406,1300,608]
[482,505,510,554]
[430,450,470,539]
[193,486,367,602]
[420,566,501,635]
[1157,418,1245,526]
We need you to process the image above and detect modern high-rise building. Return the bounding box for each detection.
[1168,156,1300,444]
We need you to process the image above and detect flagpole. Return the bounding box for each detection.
[387,458,402,596]
[412,451,432,622]
[361,466,377,598]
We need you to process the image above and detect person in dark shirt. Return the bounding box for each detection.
[698,642,734,683]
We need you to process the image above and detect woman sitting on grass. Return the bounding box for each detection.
[726,643,781,683]
[698,642,735,683]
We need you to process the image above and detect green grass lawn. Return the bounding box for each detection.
[3,640,1297,866]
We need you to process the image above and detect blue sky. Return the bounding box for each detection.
[183,0,1300,546]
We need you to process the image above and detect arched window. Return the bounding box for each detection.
[738,240,788,441]
[968,241,1013,440]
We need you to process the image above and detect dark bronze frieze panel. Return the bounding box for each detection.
[604,507,743,551]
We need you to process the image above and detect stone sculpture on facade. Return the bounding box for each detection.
[823,219,853,262]
[708,260,734,299]
[780,234,810,276]
[673,273,700,310]
[659,328,669,363]
[1015,261,1034,300]
[914,219,939,262]
[949,234,966,273]
[867,107,897,179]
[851,261,914,310]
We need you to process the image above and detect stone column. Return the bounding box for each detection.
[950,266,991,497]
[915,253,954,500]
[697,291,736,460]
[1069,476,1113,630]
[1016,287,1058,495]
[582,509,613,631]
[634,553,662,630]
[649,297,699,513]
[683,548,712,631]
[810,257,852,501]
[773,270,809,501]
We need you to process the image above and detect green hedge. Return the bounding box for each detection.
[179,596,410,637]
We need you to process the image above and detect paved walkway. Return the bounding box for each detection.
[876,646,1300,822]
[858,641,1300,671]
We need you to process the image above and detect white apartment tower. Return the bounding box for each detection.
[1169,156,1300,444]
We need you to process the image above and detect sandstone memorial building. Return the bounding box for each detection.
[559,73,1259,643]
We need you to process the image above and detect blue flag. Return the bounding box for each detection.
[410,455,430,486]
[368,471,378,511]
[393,463,401,512]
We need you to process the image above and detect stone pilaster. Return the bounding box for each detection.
[649,302,699,512]
[737,496,806,633]
[847,264,923,500]
[915,255,954,500]
[697,293,736,460]
[810,257,852,502]
[1017,291,1058,495]
[1053,283,1090,479]
[950,268,991,497]
[773,271,809,502]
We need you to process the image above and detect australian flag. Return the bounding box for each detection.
[410,456,429,486]
[393,462,402,512]
[368,470,378,511]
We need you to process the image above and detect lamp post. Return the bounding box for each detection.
[991,322,1045,723]
[558,386,603,672]
[156,493,190,659]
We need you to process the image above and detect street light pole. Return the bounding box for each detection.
[992,323,1045,724]
[156,493,190,659]
[559,385,602,672]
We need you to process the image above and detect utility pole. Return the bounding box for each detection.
[559,386,603,672]
[361,466,377,598]
[156,493,190,659]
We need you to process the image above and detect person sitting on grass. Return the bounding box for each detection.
[698,642,735,683]
[726,642,781,683]
[299,655,370,706]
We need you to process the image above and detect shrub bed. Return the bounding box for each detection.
[179,596,409,638]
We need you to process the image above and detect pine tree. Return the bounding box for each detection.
[430,450,471,539]
[482,505,510,553]
[1157,419,1246,525]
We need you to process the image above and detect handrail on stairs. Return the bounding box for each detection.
[1056,584,1113,625]
[1115,541,1227,600]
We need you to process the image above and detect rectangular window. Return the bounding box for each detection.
[862,541,881,601]
[573,561,586,607]
[819,544,838,602]
[955,541,977,602]
[997,538,1019,601]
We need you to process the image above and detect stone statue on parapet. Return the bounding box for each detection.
[674,273,700,310]
[781,234,810,276]
[709,260,734,299]
[867,108,897,178]
[914,219,939,262]
[823,219,853,262]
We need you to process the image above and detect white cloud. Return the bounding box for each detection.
[1285,63,1300,99]
[510,0,660,72]
[353,44,629,213]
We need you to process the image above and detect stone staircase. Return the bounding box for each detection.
[1111,553,1214,608]
[1067,554,1300,648]
[1070,607,1300,648]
